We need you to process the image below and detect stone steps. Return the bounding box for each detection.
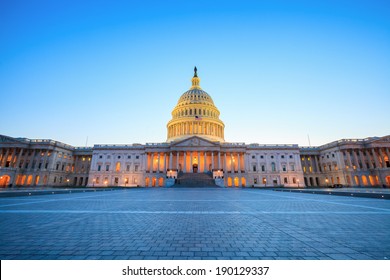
[174,173,218,188]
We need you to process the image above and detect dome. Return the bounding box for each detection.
[166,67,225,143]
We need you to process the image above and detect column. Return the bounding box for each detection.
[163,153,166,172]
[359,149,366,170]
[176,152,179,170]
[183,152,187,173]
[203,151,207,172]
[372,148,380,169]
[169,152,173,170]
[1,148,9,167]
[8,148,16,168]
[386,148,390,167]
[231,153,234,172]
[365,149,374,169]
[224,152,227,171]
[218,152,221,170]
[346,150,353,170]
[238,153,241,173]
[15,148,24,169]
[211,152,214,170]
[379,148,387,168]
[190,152,193,172]
[353,150,360,170]
[157,153,160,172]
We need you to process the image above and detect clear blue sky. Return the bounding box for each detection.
[1,0,389,147]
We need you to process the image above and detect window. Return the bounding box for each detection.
[106,165,110,171]
[284,178,288,184]
[293,177,296,184]
[281,155,285,159]
[260,156,264,159]
[332,154,335,158]
[118,156,121,159]
[309,166,312,172]
[261,165,265,172]
[271,162,276,172]
[254,178,258,184]
[135,165,139,172]
[271,156,274,159]
[62,164,65,171]
[96,177,100,184]
[252,155,255,159]
[115,162,121,172]
[262,177,267,184]
[107,155,111,159]
[45,163,48,169]
[282,165,286,172]
[327,155,329,159]
[128,155,131,159]
[290,164,295,171]
[252,165,257,172]
[54,177,57,183]
[126,165,130,171]
[289,155,293,159]
[98,165,101,171]
[99,155,102,159]
[56,163,59,170]
[136,156,139,159]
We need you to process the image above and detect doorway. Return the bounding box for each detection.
[193,164,198,173]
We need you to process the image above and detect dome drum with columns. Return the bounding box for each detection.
[166,67,225,143]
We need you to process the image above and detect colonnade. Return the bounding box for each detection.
[145,151,245,173]
[167,121,224,139]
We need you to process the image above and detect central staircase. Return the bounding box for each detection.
[174,172,218,188]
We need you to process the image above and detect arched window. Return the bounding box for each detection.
[189,109,192,115]
[115,162,121,172]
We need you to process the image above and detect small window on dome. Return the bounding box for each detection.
[203,109,205,115]
[190,109,192,115]
[194,109,197,114]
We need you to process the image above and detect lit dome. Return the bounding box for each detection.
[167,67,225,142]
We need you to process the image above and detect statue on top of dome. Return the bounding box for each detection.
[194,66,198,77]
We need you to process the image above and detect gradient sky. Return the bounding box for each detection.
[1,0,389,147]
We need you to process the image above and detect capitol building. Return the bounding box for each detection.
[1,68,390,188]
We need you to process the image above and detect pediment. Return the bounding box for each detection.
[0,134,25,144]
[368,135,390,144]
[170,136,220,148]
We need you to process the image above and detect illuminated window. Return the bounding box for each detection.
[115,162,121,172]
[262,178,267,184]
[96,177,100,184]
[293,178,296,184]
[254,178,258,184]
[309,166,312,172]
[82,157,85,161]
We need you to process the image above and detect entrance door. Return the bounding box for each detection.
[193,164,198,173]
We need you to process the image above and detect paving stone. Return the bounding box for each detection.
[0,188,389,260]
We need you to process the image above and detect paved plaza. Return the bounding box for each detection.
[0,188,390,260]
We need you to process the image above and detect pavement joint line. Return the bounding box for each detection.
[0,191,121,208]
[242,190,390,212]
[1,210,389,214]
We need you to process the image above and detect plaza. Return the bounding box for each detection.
[0,187,389,260]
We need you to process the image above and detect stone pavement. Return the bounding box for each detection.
[0,188,389,260]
